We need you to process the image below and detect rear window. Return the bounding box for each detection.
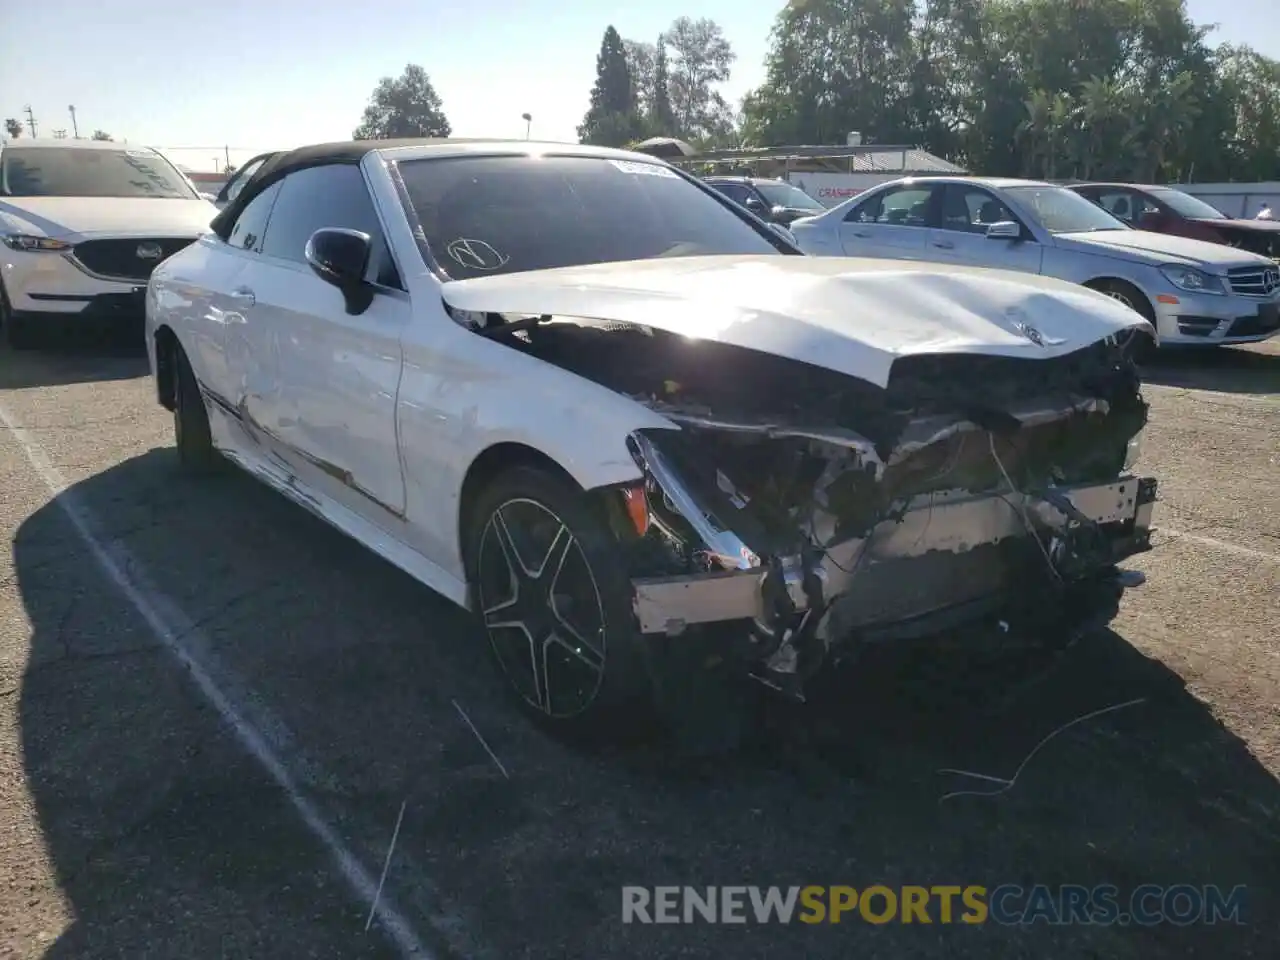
[0,146,196,199]
[395,154,785,280]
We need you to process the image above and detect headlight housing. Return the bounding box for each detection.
[2,234,74,252]
[1159,265,1224,295]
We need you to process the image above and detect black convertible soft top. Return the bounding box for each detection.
[209,138,542,241]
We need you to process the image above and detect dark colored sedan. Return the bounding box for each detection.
[703,176,826,226]
[1070,182,1280,262]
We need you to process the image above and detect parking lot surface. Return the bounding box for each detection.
[1,337,1277,959]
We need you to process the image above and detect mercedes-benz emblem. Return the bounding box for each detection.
[136,242,163,260]
[1262,268,1278,296]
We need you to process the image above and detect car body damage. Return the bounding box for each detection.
[442,257,1158,698]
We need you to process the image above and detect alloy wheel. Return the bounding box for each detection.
[475,498,607,718]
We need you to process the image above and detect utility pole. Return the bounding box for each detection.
[23,105,37,138]
[224,145,231,172]
[68,104,79,138]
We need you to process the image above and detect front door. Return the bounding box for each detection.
[927,183,1045,276]
[235,162,409,524]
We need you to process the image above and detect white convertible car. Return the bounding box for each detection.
[146,139,1159,733]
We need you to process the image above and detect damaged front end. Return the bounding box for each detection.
[609,337,1157,697]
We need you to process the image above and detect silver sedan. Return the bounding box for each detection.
[789,176,1280,347]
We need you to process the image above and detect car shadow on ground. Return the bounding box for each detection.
[14,449,1280,959]
[0,335,149,390]
[1140,344,1280,395]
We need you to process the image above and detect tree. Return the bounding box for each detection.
[3,118,21,138]
[664,17,736,140]
[651,37,676,136]
[353,64,452,140]
[91,130,113,141]
[578,26,639,146]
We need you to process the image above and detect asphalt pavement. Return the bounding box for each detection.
[1,336,1277,959]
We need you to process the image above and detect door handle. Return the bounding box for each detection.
[932,239,955,250]
[231,287,256,307]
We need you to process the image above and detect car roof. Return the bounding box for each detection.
[1071,182,1168,191]
[0,138,158,152]
[210,138,679,240]
[704,175,784,185]
[881,175,1055,189]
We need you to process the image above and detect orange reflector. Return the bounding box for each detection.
[1156,294,1180,305]
[622,486,649,535]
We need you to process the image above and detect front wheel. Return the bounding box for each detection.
[172,344,220,474]
[464,465,652,737]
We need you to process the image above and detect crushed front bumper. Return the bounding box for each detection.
[630,448,1157,639]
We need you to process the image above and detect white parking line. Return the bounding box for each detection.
[1159,527,1280,564]
[0,401,434,959]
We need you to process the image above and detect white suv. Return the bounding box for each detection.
[0,138,216,349]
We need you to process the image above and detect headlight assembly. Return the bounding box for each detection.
[1159,265,1224,295]
[2,234,74,252]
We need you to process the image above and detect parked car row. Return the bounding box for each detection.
[0,137,217,349]
[137,138,1159,732]
[787,176,1280,348]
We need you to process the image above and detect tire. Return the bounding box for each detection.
[464,464,652,737]
[172,343,219,474]
[1088,279,1158,358]
[0,283,39,351]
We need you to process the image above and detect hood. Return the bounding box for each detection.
[1057,228,1270,269]
[1193,217,1280,234]
[0,196,216,241]
[440,255,1150,389]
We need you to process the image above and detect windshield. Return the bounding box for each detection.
[1004,185,1128,234]
[396,154,785,280]
[753,180,824,211]
[1149,187,1229,220]
[0,146,196,199]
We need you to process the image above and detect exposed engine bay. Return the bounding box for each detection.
[467,310,1158,697]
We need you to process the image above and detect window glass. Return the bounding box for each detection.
[223,156,268,205]
[753,180,824,212]
[710,182,751,204]
[938,184,1020,233]
[1004,185,1128,233]
[226,181,281,252]
[396,154,783,281]
[844,185,935,225]
[1148,188,1228,220]
[0,146,196,199]
[260,163,400,288]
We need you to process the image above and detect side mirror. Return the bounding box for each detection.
[305,227,374,315]
[985,220,1022,240]
[769,204,789,222]
[744,196,766,213]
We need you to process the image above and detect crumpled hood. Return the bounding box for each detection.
[0,197,215,240]
[1057,228,1271,270]
[440,255,1150,389]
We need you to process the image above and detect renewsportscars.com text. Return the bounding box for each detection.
[621,884,1247,926]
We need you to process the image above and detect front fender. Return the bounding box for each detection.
[396,324,682,578]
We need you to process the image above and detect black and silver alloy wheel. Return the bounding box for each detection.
[465,465,652,735]
[475,498,607,719]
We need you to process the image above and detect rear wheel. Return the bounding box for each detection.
[464,465,651,737]
[172,343,219,474]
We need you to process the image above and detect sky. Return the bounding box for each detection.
[2,0,1278,174]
